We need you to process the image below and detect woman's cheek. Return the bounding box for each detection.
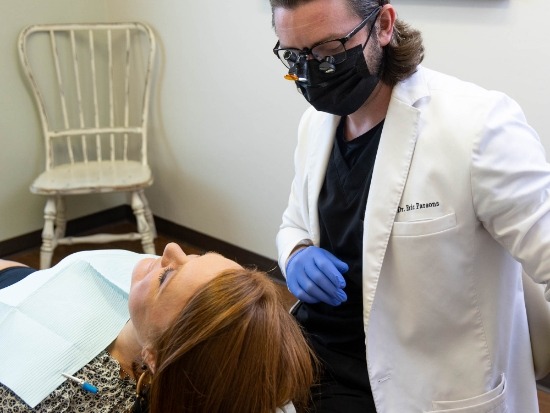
[128,281,147,326]
[131,258,156,285]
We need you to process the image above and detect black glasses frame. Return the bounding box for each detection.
[273,6,381,68]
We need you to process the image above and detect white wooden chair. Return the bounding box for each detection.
[18,22,157,268]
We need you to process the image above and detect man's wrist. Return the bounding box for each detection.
[287,240,313,262]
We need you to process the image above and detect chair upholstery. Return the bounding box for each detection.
[18,22,157,268]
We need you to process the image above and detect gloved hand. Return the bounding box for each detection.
[286,246,348,306]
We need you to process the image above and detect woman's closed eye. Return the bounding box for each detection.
[158,267,174,285]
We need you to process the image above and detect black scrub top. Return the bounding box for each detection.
[293,118,384,390]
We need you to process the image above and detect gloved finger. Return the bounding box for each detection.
[287,278,320,304]
[296,272,346,306]
[288,271,346,306]
[318,249,349,278]
[308,255,347,289]
[303,265,343,299]
[323,251,349,274]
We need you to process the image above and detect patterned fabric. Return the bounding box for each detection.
[0,350,136,412]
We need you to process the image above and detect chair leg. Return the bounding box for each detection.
[139,190,157,238]
[40,197,57,269]
[54,196,66,239]
[131,191,156,255]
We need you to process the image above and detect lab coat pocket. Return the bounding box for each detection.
[425,375,507,413]
[392,212,456,237]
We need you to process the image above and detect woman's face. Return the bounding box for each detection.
[128,242,242,345]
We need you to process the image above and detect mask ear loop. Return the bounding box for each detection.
[362,7,381,52]
[355,7,384,79]
[365,7,387,79]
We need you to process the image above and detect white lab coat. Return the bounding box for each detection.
[276,66,550,412]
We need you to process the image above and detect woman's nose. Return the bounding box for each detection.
[161,242,187,266]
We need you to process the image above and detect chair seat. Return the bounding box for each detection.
[31,160,153,195]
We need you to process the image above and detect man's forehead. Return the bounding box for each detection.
[274,3,356,47]
[274,7,330,31]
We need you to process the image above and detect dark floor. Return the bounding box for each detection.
[542,387,550,412]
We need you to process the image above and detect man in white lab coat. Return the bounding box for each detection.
[270,0,550,411]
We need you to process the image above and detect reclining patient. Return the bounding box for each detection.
[0,243,315,413]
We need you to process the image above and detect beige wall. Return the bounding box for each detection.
[395,0,550,148]
[1,0,549,260]
[0,1,118,243]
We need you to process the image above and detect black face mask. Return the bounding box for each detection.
[296,44,379,116]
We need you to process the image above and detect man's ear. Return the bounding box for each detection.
[142,347,157,374]
[378,4,396,47]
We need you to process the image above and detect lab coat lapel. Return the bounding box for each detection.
[361,74,426,328]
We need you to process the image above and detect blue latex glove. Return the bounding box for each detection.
[286,246,348,306]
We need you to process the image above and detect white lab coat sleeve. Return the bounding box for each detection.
[471,91,550,296]
[276,109,318,277]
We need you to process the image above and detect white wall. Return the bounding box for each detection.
[2,0,549,260]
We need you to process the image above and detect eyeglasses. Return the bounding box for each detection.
[273,6,381,71]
